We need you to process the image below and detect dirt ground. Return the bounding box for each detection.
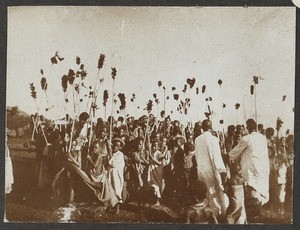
[6,136,293,224]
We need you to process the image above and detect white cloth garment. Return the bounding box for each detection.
[108,150,125,201]
[5,144,14,194]
[194,131,228,216]
[229,131,270,205]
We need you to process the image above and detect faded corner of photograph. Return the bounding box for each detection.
[5,6,295,224]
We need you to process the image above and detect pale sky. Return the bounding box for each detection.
[7,6,295,131]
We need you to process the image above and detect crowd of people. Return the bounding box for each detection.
[28,112,294,224]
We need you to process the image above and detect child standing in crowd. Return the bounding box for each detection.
[132,137,149,189]
[148,140,164,206]
[225,160,246,224]
[185,180,218,224]
[183,142,195,188]
[275,154,287,215]
[173,136,186,204]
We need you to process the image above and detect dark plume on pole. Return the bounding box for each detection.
[111,67,117,80]
[98,54,105,69]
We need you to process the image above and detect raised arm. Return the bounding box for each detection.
[228,137,248,161]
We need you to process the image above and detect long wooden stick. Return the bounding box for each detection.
[39,121,49,146]
[68,86,76,153]
[242,94,247,125]
[31,116,38,141]
[88,120,94,153]
[124,109,129,135]
[163,88,166,136]
[143,112,150,151]
[109,80,115,147]
[254,83,258,129]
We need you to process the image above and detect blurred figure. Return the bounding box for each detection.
[185,180,218,224]
[5,142,14,195]
[225,125,235,153]
[258,124,265,135]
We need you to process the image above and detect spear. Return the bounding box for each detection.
[242,94,247,125]
[68,86,76,153]
[281,95,287,121]
[143,100,153,150]
[124,110,129,135]
[85,55,105,155]
[29,83,40,141]
[109,67,117,147]
[30,115,38,142]
[163,87,166,136]
[103,90,109,121]
[252,76,264,129]
[254,83,257,127]
[39,120,50,146]
[218,79,226,153]
[89,54,105,118]
[235,103,241,125]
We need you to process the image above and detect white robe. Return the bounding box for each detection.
[229,132,269,204]
[108,151,125,201]
[194,131,228,216]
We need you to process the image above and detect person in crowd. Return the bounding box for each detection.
[225,160,247,224]
[132,137,149,189]
[173,136,186,204]
[160,136,172,168]
[161,136,175,204]
[225,125,235,153]
[94,125,110,167]
[193,121,202,140]
[148,140,164,205]
[183,142,195,205]
[228,119,269,223]
[164,116,173,138]
[185,180,218,224]
[194,119,228,217]
[68,139,82,168]
[258,124,265,135]
[168,125,182,151]
[87,140,105,183]
[107,138,125,212]
[275,153,287,215]
[185,133,194,147]
[266,127,277,208]
[285,134,294,211]
[66,139,81,203]
[50,131,67,198]
[183,142,195,188]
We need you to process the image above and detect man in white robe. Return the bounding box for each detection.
[228,119,269,222]
[194,119,228,217]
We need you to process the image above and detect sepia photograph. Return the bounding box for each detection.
[5,6,295,224]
